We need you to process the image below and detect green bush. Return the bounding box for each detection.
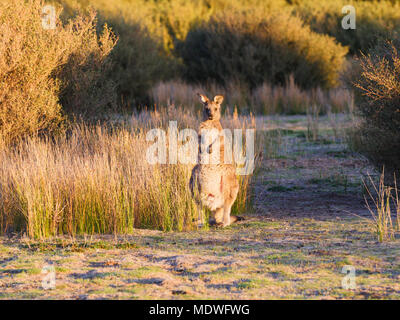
[60,0,180,106]
[176,9,348,90]
[351,39,400,175]
[99,15,173,106]
[293,0,400,55]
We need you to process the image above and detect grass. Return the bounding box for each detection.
[268,186,302,192]
[363,171,400,242]
[0,113,399,299]
[151,78,353,115]
[1,216,399,299]
[0,108,259,239]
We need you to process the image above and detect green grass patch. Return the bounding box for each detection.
[268,185,304,192]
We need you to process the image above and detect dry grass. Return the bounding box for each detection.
[364,170,400,242]
[0,108,258,239]
[151,78,353,115]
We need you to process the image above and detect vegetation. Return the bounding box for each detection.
[151,78,353,114]
[55,0,400,104]
[2,115,399,299]
[2,0,400,301]
[59,0,177,105]
[1,0,400,239]
[0,108,257,239]
[293,0,400,55]
[176,9,347,90]
[364,171,400,242]
[351,39,400,176]
[0,0,117,145]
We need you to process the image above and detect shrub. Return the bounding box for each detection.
[99,14,172,106]
[293,0,400,55]
[176,9,348,90]
[60,0,181,106]
[56,13,118,117]
[351,39,400,176]
[0,0,117,145]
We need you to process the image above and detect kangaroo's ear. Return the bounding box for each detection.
[213,95,224,105]
[197,93,209,105]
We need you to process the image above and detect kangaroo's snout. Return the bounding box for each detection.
[206,108,212,118]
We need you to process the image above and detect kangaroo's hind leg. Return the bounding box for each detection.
[222,183,241,227]
[222,201,233,227]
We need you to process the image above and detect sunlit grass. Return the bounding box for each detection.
[0,109,259,239]
[364,170,400,242]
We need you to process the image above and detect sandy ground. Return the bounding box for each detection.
[1,115,399,299]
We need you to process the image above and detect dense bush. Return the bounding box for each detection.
[176,9,348,90]
[60,0,187,105]
[61,0,288,55]
[0,0,117,145]
[351,39,400,175]
[56,13,118,117]
[293,0,400,55]
[53,0,400,104]
[98,15,173,106]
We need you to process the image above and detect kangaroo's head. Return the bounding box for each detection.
[198,93,224,121]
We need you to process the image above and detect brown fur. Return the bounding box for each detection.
[189,94,242,227]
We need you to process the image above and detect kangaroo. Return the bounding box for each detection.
[189,93,243,227]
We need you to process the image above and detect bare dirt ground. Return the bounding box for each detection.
[1,115,400,299]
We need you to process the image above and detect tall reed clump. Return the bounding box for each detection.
[176,9,348,90]
[0,122,197,239]
[364,171,400,242]
[350,39,400,179]
[0,108,258,239]
[0,0,117,145]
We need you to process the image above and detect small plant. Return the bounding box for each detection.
[363,170,400,242]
